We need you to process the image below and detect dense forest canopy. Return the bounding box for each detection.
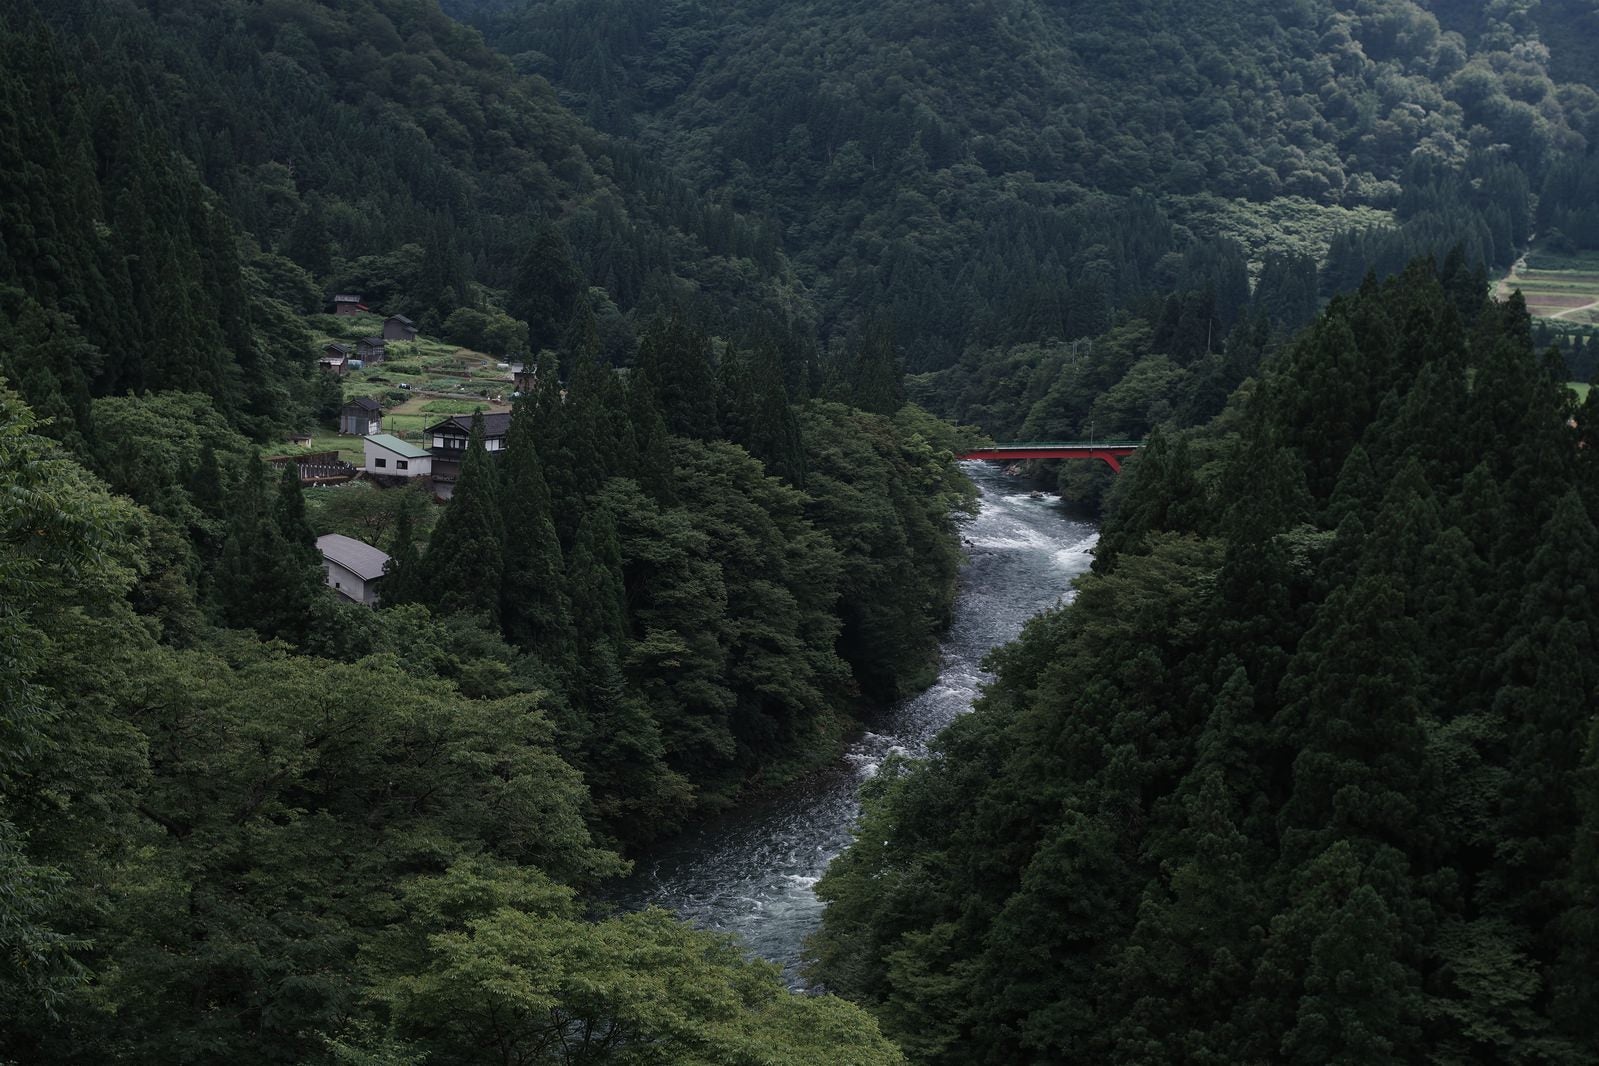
[812,264,1599,1065]
[454,0,1599,366]
[0,0,978,1055]
[3,0,1599,1060]
[0,0,810,448]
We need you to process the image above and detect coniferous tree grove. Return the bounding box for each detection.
[811,264,1599,1064]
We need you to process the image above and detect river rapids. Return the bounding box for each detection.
[613,462,1098,986]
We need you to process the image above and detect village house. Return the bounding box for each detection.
[512,362,536,395]
[340,396,382,435]
[318,346,349,375]
[316,533,389,606]
[356,336,387,363]
[382,314,418,342]
[331,294,367,316]
[426,411,510,485]
[362,433,433,479]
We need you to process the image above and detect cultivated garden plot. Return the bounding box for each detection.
[1502,249,1599,325]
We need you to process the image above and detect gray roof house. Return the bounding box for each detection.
[382,314,418,342]
[316,534,390,607]
[340,396,382,435]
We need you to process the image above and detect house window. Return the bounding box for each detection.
[397,460,408,470]
[374,457,387,468]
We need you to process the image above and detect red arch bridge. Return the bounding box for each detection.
[957,440,1144,473]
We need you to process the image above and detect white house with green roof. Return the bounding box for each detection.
[362,433,432,478]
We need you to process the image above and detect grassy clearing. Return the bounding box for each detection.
[264,428,365,464]
[373,392,509,442]
[1572,382,1591,403]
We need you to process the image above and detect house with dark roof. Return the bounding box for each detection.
[318,345,349,375]
[382,314,417,342]
[356,336,387,363]
[425,411,512,484]
[332,294,368,316]
[362,433,432,479]
[340,396,383,435]
[317,534,390,606]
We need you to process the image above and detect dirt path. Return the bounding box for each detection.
[1496,253,1528,300]
[1549,296,1599,321]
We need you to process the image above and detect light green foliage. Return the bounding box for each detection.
[90,392,253,528]
[0,381,148,1018]
[361,860,905,1065]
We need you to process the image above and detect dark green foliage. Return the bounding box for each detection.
[273,463,317,565]
[510,223,585,357]
[747,346,809,486]
[848,323,907,416]
[461,0,1595,367]
[213,455,321,642]
[635,313,719,440]
[798,404,973,702]
[420,412,504,621]
[813,265,1599,1063]
[379,490,427,609]
[498,394,574,661]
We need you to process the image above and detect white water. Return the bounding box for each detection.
[612,463,1097,985]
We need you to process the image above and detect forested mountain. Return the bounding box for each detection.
[0,0,805,448]
[0,341,953,1059]
[5,0,1599,1060]
[0,0,978,1056]
[811,267,1599,1063]
[455,0,1599,366]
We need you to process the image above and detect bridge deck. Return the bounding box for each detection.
[957,440,1143,472]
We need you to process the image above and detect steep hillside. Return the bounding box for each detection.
[814,263,1599,1065]
[456,0,1599,366]
[2,0,809,446]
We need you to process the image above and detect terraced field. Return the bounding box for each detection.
[1500,249,1599,325]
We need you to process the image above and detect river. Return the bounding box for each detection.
[613,462,1098,985]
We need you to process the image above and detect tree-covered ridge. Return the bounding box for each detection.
[59,0,793,312]
[810,264,1599,1063]
[458,0,1599,366]
[0,0,812,452]
[0,4,326,444]
[0,344,953,1058]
